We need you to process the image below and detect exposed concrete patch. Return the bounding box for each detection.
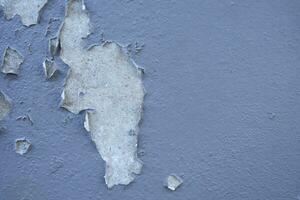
[165,174,183,191]
[0,91,11,121]
[0,0,48,26]
[43,59,58,79]
[1,47,24,75]
[59,0,145,188]
[15,138,31,155]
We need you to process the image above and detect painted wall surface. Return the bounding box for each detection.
[0,0,300,199]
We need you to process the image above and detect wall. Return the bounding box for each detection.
[0,0,299,199]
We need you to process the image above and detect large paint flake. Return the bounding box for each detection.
[0,0,47,26]
[59,0,144,188]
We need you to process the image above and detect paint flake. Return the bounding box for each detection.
[1,47,23,75]
[43,59,58,79]
[16,114,34,125]
[84,111,92,132]
[48,37,60,58]
[165,174,183,191]
[15,138,31,155]
[0,91,11,120]
[59,0,144,188]
[0,0,48,26]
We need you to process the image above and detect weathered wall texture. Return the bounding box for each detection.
[0,0,300,199]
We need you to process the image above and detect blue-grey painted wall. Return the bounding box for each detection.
[0,0,299,199]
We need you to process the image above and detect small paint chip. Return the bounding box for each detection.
[16,114,33,125]
[1,47,24,75]
[165,174,183,191]
[43,59,58,79]
[15,138,31,155]
[0,91,11,121]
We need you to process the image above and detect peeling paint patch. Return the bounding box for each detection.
[15,138,31,155]
[0,91,11,121]
[59,0,144,188]
[0,0,47,26]
[1,47,23,75]
[165,174,183,191]
[43,59,58,79]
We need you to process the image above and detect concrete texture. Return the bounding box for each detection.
[0,0,300,199]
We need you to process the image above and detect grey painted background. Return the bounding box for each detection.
[0,0,300,199]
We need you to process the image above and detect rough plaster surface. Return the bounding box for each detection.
[0,0,300,199]
[59,0,144,188]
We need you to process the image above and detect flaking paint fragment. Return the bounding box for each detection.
[0,91,11,120]
[84,111,92,132]
[1,47,23,75]
[15,138,31,155]
[16,114,33,125]
[59,0,144,188]
[0,0,47,26]
[44,18,61,36]
[48,37,60,58]
[165,174,183,191]
[43,59,58,79]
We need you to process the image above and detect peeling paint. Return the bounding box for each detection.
[16,114,33,125]
[84,110,92,133]
[59,0,144,188]
[48,37,60,58]
[0,91,11,121]
[1,47,23,75]
[15,138,31,155]
[0,0,47,26]
[43,59,58,79]
[165,174,183,191]
[44,18,61,36]
[126,41,145,56]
